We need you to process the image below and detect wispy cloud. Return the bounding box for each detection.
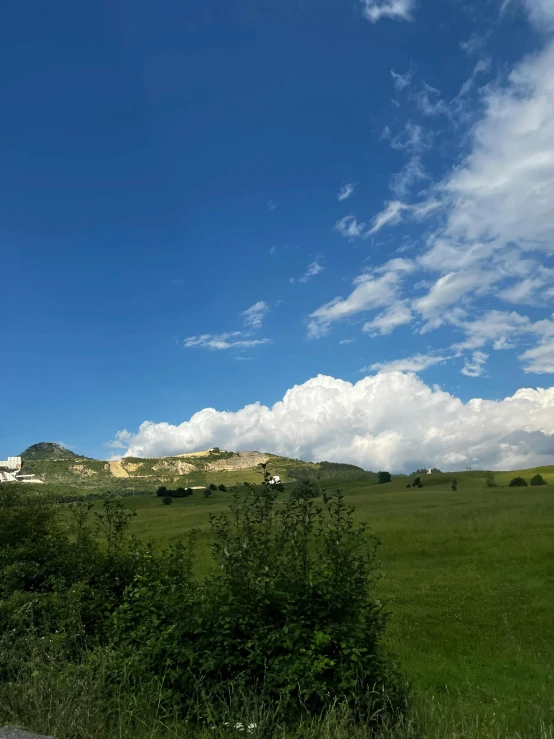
[334,215,366,239]
[298,259,324,284]
[368,199,439,235]
[365,352,449,373]
[184,332,270,351]
[359,0,416,23]
[461,351,488,377]
[391,68,412,91]
[242,301,270,330]
[337,183,355,201]
[266,200,278,211]
[339,338,355,344]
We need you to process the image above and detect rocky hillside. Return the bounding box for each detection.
[18,445,377,491]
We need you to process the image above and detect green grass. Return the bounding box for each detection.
[85,468,554,735]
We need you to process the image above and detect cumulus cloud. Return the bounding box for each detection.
[520,339,554,373]
[366,353,449,373]
[242,301,270,330]
[359,0,416,23]
[510,0,554,29]
[112,373,554,473]
[337,183,355,201]
[184,332,270,350]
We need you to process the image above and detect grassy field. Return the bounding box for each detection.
[87,467,554,736]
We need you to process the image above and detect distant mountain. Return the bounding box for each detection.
[21,442,81,461]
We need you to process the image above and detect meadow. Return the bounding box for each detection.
[1,467,553,738]
[93,468,554,737]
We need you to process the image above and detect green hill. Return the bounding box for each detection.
[21,442,82,462]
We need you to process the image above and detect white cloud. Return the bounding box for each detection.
[334,215,366,239]
[520,339,554,373]
[461,350,489,377]
[339,338,355,344]
[112,373,554,473]
[413,270,499,321]
[391,68,412,91]
[337,183,355,201]
[299,259,324,283]
[359,0,416,23]
[184,332,270,351]
[266,200,278,210]
[391,156,428,197]
[451,310,531,350]
[363,301,413,335]
[368,199,439,234]
[242,301,270,330]
[516,0,554,29]
[308,259,414,337]
[367,353,449,373]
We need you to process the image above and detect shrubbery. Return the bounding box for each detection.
[530,474,547,486]
[0,470,406,732]
[509,477,528,487]
[378,471,392,484]
[156,485,193,498]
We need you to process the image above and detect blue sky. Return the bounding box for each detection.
[2,0,554,472]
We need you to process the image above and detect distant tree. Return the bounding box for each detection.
[451,478,458,491]
[156,486,168,497]
[509,477,528,487]
[290,478,320,500]
[530,474,547,486]
[162,496,172,505]
[173,487,187,498]
[484,471,496,488]
[406,484,411,488]
[185,488,193,496]
[203,488,213,498]
[209,483,217,491]
[218,484,227,492]
[243,481,249,486]
[378,471,392,484]
[413,477,421,488]
[211,447,220,453]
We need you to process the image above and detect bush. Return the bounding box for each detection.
[530,474,547,486]
[290,478,320,500]
[413,477,421,487]
[209,483,217,491]
[203,488,212,498]
[509,476,528,487]
[107,470,407,725]
[485,471,496,488]
[378,471,392,484]
[451,478,458,491]
[406,484,411,488]
[218,484,227,492]
[156,486,167,497]
[162,496,172,505]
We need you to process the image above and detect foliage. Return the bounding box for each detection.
[530,474,547,486]
[451,479,458,491]
[509,476,528,487]
[162,496,172,505]
[484,472,496,488]
[378,472,392,484]
[287,461,376,483]
[412,468,441,475]
[290,477,321,500]
[209,483,218,491]
[203,488,213,498]
[413,477,421,488]
[108,468,405,725]
[21,442,81,461]
[156,485,168,497]
[218,483,227,492]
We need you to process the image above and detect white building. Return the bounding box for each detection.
[268,475,281,485]
[0,456,22,471]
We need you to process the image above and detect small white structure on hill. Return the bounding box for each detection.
[268,475,281,485]
[427,467,432,475]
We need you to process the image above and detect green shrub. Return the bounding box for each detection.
[156,486,167,497]
[290,478,320,499]
[484,471,496,488]
[209,483,217,491]
[413,477,421,487]
[451,478,458,491]
[203,488,212,498]
[509,477,528,487]
[162,496,172,505]
[530,474,547,486]
[108,471,406,725]
[218,483,227,492]
[378,471,392,484]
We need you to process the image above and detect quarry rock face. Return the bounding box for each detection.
[205,451,270,471]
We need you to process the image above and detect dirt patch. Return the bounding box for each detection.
[205,451,270,472]
[176,450,212,458]
[105,461,130,478]
[152,459,196,475]
[123,461,143,473]
[69,464,96,476]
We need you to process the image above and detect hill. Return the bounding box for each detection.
[17,445,378,491]
[21,442,82,462]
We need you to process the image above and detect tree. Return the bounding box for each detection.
[378,471,392,484]
[209,483,217,491]
[406,484,411,488]
[530,474,547,486]
[413,476,421,487]
[203,488,213,498]
[451,478,458,491]
[162,496,173,505]
[484,471,496,488]
[156,486,168,497]
[290,478,320,500]
[218,484,227,492]
[185,488,193,496]
[509,476,528,487]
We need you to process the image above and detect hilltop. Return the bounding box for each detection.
[17,444,378,491]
